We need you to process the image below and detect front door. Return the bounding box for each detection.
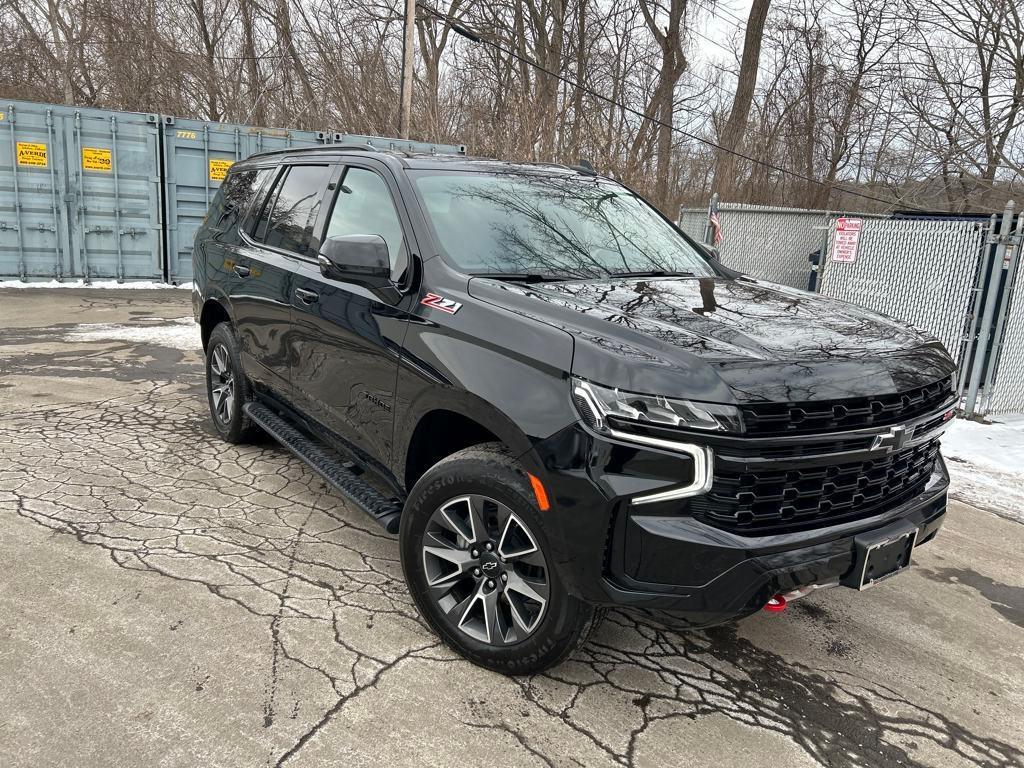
[289,163,413,468]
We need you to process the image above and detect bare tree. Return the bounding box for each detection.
[0,0,1019,213]
[713,0,771,197]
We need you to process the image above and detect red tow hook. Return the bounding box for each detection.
[763,594,787,613]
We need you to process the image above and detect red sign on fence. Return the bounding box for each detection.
[832,217,863,263]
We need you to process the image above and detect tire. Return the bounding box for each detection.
[400,443,601,675]
[205,322,258,444]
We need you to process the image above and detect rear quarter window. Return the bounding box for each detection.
[207,168,270,238]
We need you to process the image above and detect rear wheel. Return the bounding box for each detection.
[205,322,258,443]
[400,443,600,674]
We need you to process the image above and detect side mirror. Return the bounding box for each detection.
[317,234,392,288]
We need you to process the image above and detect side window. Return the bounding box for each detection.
[325,167,405,269]
[211,169,269,234]
[255,164,332,256]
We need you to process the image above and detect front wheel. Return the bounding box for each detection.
[400,443,600,674]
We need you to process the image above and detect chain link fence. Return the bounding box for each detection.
[818,218,986,363]
[680,201,1022,417]
[984,212,1024,414]
[989,291,1024,413]
[680,204,833,289]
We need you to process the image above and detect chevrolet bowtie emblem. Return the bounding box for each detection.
[871,424,908,452]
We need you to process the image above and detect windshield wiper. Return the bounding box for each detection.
[468,271,569,283]
[609,269,696,279]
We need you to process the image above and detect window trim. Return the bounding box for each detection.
[245,165,285,243]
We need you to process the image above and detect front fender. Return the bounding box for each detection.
[392,302,576,483]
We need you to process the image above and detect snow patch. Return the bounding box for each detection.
[64,316,200,352]
[943,415,1024,523]
[0,279,193,290]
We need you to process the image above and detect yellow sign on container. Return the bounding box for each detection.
[83,147,113,172]
[16,142,47,167]
[209,158,233,181]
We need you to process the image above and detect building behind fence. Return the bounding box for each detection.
[0,99,464,284]
[680,202,1023,418]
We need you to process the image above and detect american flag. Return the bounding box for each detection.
[708,196,723,246]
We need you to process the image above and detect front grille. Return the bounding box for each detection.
[739,376,954,437]
[691,439,941,534]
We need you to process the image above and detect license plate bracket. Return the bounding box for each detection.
[845,521,919,590]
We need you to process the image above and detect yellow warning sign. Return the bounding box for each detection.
[209,158,233,181]
[16,141,47,167]
[83,147,112,172]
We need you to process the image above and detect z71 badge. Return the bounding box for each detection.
[420,293,463,314]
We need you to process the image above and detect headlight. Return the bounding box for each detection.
[571,377,743,434]
[571,377,722,504]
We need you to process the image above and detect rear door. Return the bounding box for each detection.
[289,161,414,467]
[199,165,270,296]
[230,162,333,396]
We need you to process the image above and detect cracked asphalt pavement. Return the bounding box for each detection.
[1,289,1022,768]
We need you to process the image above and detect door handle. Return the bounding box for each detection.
[295,288,319,305]
[233,264,251,278]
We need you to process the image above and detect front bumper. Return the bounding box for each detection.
[527,422,949,627]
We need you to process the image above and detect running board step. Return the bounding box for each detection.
[244,402,403,534]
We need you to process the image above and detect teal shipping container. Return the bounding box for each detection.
[0,100,163,280]
[0,98,466,283]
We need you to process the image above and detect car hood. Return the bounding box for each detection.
[467,275,956,403]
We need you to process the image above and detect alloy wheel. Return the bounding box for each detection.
[209,343,235,424]
[421,494,550,646]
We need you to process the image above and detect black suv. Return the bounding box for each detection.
[192,144,956,674]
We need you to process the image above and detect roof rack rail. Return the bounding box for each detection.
[246,134,467,161]
[333,143,380,152]
[247,145,336,160]
[332,133,466,156]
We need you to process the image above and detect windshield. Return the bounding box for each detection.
[410,170,717,279]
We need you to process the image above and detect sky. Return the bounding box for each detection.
[694,0,756,74]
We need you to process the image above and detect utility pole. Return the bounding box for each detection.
[399,0,416,139]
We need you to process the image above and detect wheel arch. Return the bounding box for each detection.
[400,399,537,492]
[199,296,232,351]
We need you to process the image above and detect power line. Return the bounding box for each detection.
[419,2,924,212]
[697,0,750,28]
[690,26,738,57]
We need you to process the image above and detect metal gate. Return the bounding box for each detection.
[980,208,1023,414]
[0,100,163,280]
[819,217,988,367]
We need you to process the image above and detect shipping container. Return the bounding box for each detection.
[0,100,163,280]
[0,99,466,282]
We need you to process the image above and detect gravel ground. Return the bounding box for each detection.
[0,289,1022,768]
